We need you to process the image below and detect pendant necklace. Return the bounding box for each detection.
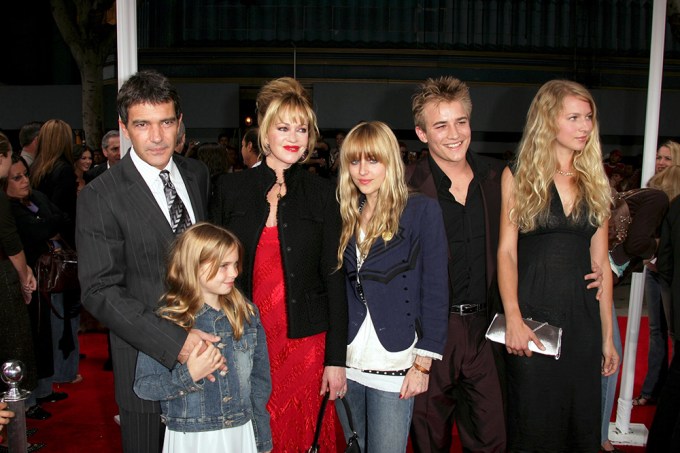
[275,181,285,199]
[556,169,575,177]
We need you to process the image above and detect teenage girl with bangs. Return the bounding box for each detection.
[335,121,448,452]
[134,223,272,453]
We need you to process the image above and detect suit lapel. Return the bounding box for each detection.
[119,155,175,241]
[175,156,205,221]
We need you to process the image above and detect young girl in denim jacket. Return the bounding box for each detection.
[134,223,272,453]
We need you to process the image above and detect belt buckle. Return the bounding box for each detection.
[460,303,475,315]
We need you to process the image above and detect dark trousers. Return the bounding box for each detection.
[647,340,680,452]
[119,407,164,453]
[411,311,506,453]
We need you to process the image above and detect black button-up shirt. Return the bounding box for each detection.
[429,155,487,307]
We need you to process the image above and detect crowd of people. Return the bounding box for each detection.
[1,70,679,453]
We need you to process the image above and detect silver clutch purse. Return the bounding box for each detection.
[485,313,563,359]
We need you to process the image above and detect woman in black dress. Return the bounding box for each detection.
[497,80,619,452]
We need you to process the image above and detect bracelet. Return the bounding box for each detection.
[412,362,430,375]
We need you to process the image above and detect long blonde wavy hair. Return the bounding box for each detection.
[336,121,408,269]
[511,80,611,231]
[158,223,255,340]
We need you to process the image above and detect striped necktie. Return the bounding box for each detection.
[159,170,192,234]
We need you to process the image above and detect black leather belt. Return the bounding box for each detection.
[450,303,487,315]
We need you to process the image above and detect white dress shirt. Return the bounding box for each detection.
[130,148,196,226]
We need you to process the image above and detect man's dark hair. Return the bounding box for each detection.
[117,70,181,126]
[19,121,43,147]
[243,127,260,154]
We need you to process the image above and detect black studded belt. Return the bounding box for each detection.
[361,368,409,376]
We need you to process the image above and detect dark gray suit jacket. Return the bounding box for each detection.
[76,152,210,413]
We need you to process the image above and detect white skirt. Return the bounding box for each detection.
[163,419,258,453]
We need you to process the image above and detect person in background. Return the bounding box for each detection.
[241,127,261,168]
[328,130,345,179]
[609,166,624,191]
[195,142,230,197]
[225,144,242,172]
[19,121,43,167]
[134,223,272,453]
[0,132,39,421]
[398,141,408,165]
[174,121,187,155]
[85,130,120,183]
[335,121,448,452]
[649,174,680,451]
[604,149,624,177]
[216,132,230,150]
[72,144,93,194]
[210,77,347,451]
[29,119,81,391]
[600,186,668,452]
[92,148,105,167]
[633,139,680,408]
[498,79,618,451]
[4,152,72,420]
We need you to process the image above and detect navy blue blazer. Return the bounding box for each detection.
[343,193,449,355]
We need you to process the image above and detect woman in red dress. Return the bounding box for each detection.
[211,78,347,451]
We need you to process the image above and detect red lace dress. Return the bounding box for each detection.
[253,226,337,451]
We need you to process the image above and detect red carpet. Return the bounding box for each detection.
[16,317,657,452]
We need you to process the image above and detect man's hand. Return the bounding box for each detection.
[178,329,226,382]
[585,260,604,300]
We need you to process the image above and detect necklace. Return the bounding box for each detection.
[556,169,575,177]
[275,181,285,199]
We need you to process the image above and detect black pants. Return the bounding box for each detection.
[119,407,164,453]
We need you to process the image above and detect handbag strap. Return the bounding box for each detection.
[309,392,329,451]
[309,392,358,452]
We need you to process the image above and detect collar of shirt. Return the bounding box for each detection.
[428,150,488,191]
[129,147,196,224]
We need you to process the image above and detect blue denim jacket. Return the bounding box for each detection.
[134,303,272,452]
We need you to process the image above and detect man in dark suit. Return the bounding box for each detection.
[76,70,219,453]
[84,130,120,182]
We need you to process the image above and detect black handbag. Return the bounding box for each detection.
[308,392,360,453]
